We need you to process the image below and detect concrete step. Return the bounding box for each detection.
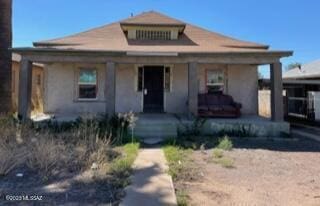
[133,130,177,139]
[142,137,166,145]
[132,123,177,139]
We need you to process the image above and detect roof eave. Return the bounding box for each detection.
[120,22,186,27]
[11,47,293,58]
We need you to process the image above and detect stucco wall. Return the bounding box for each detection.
[227,65,258,115]
[115,64,142,113]
[45,62,258,116]
[197,64,258,115]
[165,64,188,113]
[44,63,106,115]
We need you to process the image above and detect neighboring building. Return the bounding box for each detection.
[13,11,292,122]
[12,53,44,115]
[283,60,320,121]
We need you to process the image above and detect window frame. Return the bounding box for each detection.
[77,68,98,101]
[205,69,225,93]
[135,64,173,92]
[136,30,171,40]
[164,65,173,92]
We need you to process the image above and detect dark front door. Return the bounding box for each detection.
[143,66,164,113]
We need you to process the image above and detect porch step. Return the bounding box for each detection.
[133,123,177,139]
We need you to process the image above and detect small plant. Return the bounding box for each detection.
[163,145,195,182]
[216,136,233,151]
[176,190,189,206]
[212,148,224,159]
[218,157,234,168]
[212,139,235,169]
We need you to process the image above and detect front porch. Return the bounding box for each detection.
[16,52,288,123]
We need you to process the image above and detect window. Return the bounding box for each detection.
[206,70,224,93]
[78,69,97,99]
[164,67,171,92]
[136,30,171,40]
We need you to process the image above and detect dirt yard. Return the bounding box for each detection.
[178,137,320,206]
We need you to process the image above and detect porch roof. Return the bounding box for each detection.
[17,11,291,55]
[10,47,293,65]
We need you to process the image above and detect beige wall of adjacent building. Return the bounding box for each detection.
[12,61,44,115]
[44,62,258,116]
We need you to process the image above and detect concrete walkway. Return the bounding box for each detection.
[120,148,177,206]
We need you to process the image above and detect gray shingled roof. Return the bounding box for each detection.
[283,60,320,79]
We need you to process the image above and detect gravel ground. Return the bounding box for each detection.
[0,166,122,206]
[181,137,320,206]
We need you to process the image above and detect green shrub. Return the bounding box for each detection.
[212,148,224,159]
[216,136,233,151]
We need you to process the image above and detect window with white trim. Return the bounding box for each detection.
[206,70,224,93]
[78,69,97,99]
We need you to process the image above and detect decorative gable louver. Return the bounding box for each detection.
[136,30,171,40]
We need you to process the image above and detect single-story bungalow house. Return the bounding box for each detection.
[13,11,292,128]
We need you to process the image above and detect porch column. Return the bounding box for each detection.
[105,61,116,115]
[270,62,284,122]
[18,58,33,120]
[188,62,198,117]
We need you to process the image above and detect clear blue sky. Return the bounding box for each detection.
[13,0,320,78]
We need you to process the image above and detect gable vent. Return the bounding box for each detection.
[136,30,171,40]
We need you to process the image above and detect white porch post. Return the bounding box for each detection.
[105,61,116,115]
[18,58,33,120]
[270,62,284,122]
[188,62,198,117]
